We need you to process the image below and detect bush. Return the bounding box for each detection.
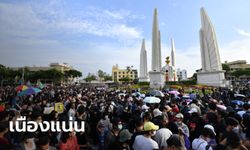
[138,82,150,86]
[165,80,197,85]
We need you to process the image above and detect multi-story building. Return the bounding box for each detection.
[11,63,72,73]
[177,68,187,81]
[112,64,138,82]
[224,60,250,71]
[223,60,250,85]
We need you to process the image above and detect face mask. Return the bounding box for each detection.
[206,138,211,143]
[233,126,240,133]
[118,124,123,130]
[152,131,156,136]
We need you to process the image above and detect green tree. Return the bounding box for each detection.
[119,77,131,82]
[222,64,230,72]
[97,70,106,78]
[104,75,112,81]
[65,69,82,78]
[84,73,97,82]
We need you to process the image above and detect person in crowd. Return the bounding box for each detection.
[192,125,216,150]
[133,121,159,150]
[118,129,132,150]
[59,130,79,150]
[105,117,123,150]
[165,134,186,150]
[0,121,11,150]
[35,135,57,150]
[154,115,173,150]
[130,119,144,150]
[175,113,189,137]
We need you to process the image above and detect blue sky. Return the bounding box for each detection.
[0,0,250,77]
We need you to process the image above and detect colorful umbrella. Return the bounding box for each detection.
[143,97,161,103]
[18,87,42,96]
[168,90,180,95]
[15,85,28,92]
[231,100,244,106]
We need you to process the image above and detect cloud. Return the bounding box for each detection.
[234,28,250,37]
[0,2,143,42]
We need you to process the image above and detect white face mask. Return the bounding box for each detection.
[152,131,156,136]
[118,124,123,130]
[206,138,211,142]
[233,126,240,133]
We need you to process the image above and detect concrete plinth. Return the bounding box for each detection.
[139,77,149,82]
[197,70,227,87]
[149,71,165,89]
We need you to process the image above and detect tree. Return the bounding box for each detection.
[119,77,131,82]
[97,70,106,78]
[104,75,112,81]
[84,73,97,82]
[65,69,82,78]
[231,68,250,78]
[222,64,230,72]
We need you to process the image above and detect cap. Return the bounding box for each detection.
[167,134,186,150]
[144,121,159,131]
[119,129,132,142]
[204,124,216,136]
[142,104,149,110]
[153,109,162,117]
[188,108,198,114]
[176,113,184,119]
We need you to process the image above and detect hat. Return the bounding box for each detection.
[167,134,185,150]
[204,124,216,136]
[188,108,198,114]
[119,129,132,142]
[164,105,172,112]
[144,121,159,131]
[175,113,184,119]
[153,109,162,117]
[142,104,149,110]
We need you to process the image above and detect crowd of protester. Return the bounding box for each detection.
[0,84,250,150]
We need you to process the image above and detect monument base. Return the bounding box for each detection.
[197,70,228,87]
[149,71,165,89]
[139,77,149,82]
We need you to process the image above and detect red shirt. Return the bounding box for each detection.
[59,135,79,150]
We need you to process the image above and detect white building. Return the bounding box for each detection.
[177,69,187,81]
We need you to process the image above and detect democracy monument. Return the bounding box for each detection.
[139,7,228,88]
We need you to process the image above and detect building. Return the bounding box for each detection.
[224,60,250,71]
[223,60,250,85]
[177,69,187,81]
[11,63,72,73]
[112,64,138,83]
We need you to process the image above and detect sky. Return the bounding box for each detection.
[0,0,250,77]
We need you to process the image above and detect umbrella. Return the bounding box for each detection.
[217,104,227,110]
[234,94,246,98]
[231,100,244,106]
[168,90,180,95]
[15,85,28,92]
[143,97,161,103]
[148,90,164,97]
[182,95,190,99]
[18,87,42,96]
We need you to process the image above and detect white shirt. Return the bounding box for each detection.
[237,110,246,117]
[133,135,159,150]
[154,128,172,148]
[192,137,212,150]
